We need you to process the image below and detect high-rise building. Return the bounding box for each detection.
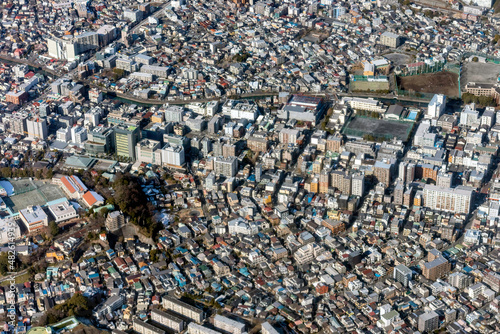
[71,126,88,144]
[47,32,99,61]
[374,161,392,186]
[214,156,238,177]
[423,185,473,213]
[393,264,412,287]
[394,182,404,205]
[105,211,126,231]
[418,311,439,333]
[26,117,48,139]
[85,126,114,155]
[427,94,446,118]
[319,170,329,194]
[351,174,365,197]
[255,164,262,182]
[114,125,140,160]
[449,272,473,290]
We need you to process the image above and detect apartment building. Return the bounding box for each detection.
[162,296,204,323]
[423,185,473,213]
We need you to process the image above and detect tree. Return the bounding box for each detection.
[49,221,59,237]
[472,56,479,62]
[150,249,160,262]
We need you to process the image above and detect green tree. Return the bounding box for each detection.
[472,56,479,62]
[150,249,160,262]
[49,221,59,237]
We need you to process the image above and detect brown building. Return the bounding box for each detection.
[416,164,439,182]
[330,171,351,194]
[6,91,28,105]
[403,188,413,207]
[223,144,236,158]
[326,134,344,153]
[247,136,269,152]
[319,170,329,194]
[322,219,345,234]
[422,256,451,281]
[464,83,500,104]
[374,161,392,186]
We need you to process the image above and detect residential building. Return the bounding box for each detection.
[162,296,204,323]
[418,311,439,333]
[213,315,245,334]
[393,264,412,287]
[423,185,473,213]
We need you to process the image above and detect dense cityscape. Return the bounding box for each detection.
[1,0,500,334]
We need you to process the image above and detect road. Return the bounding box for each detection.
[131,2,171,35]
[0,269,28,284]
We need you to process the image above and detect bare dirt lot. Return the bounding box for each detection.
[397,71,459,96]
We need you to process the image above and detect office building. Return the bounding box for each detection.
[135,139,162,165]
[85,127,114,155]
[418,311,439,333]
[71,126,88,144]
[114,125,140,160]
[164,106,185,123]
[393,264,412,287]
[161,143,185,168]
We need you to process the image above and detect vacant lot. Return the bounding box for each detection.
[397,71,459,97]
[342,117,413,142]
[461,62,500,87]
[350,80,390,92]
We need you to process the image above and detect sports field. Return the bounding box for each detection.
[342,116,413,142]
[4,179,66,212]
